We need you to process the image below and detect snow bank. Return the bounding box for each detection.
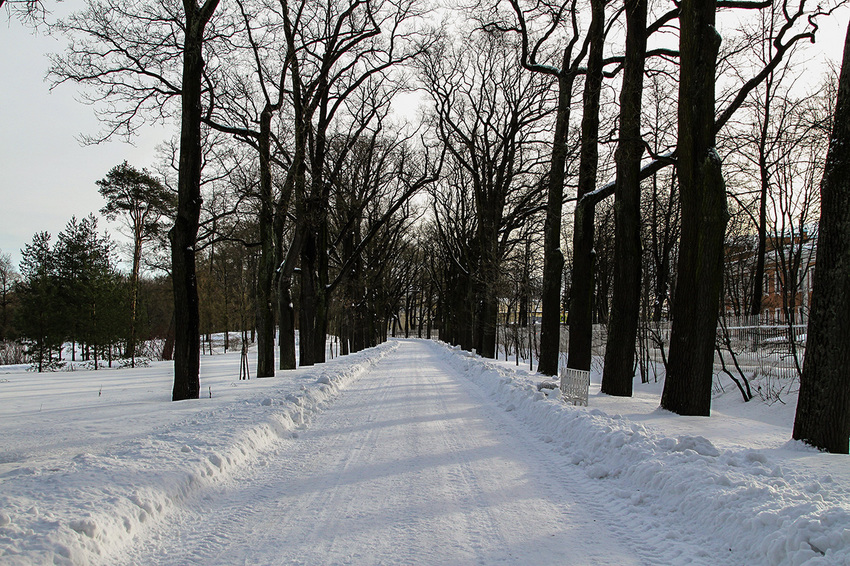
[0,342,397,566]
[436,342,850,566]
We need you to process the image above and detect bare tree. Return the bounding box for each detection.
[0,250,19,342]
[659,0,728,416]
[565,0,607,374]
[430,167,479,350]
[49,0,222,399]
[421,29,550,358]
[601,0,648,396]
[1,0,47,25]
[170,0,223,399]
[492,0,593,375]
[199,0,291,377]
[765,92,825,375]
[279,0,432,366]
[642,73,680,324]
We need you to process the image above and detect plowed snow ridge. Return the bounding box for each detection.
[1,339,849,565]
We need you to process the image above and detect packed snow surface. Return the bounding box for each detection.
[1,339,848,565]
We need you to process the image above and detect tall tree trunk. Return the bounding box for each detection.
[127,233,141,367]
[404,290,411,338]
[256,108,277,378]
[750,80,773,317]
[417,293,424,339]
[314,218,329,363]
[299,225,319,366]
[162,312,175,361]
[298,207,329,366]
[520,236,530,329]
[478,294,498,358]
[661,0,729,416]
[426,288,433,339]
[601,0,648,396]
[278,278,297,369]
[568,201,595,371]
[477,216,499,358]
[566,0,605,372]
[171,0,220,401]
[277,2,304,370]
[538,71,576,375]
[792,24,850,454]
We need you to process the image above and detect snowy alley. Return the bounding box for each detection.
[1,339,849,565]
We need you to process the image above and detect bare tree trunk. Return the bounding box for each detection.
[404,290,411,338]
[750,95,771,317]
[602,0,648,396]
[256,108,277,378]
[171,0,220,401]
[566,0,605,372]
[299,224,319,366]
[661,0,729,416]
[278,278,297,369]
[418,291,424,339]
[162,312,175,361]
[793,24,850,454]
[477,215,500,358]
[127,235,141,367]
[538,71,575,375]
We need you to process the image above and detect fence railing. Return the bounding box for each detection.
[634,315,805,401]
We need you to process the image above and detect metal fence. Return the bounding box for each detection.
[634,315,805,401]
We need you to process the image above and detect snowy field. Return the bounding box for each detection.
[0,339,848,565]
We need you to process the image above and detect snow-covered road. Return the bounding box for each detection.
[4,339,849,565]
[117,340,642,565]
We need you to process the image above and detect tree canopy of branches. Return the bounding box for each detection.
[279,0,436,366]
[420,29,550,358]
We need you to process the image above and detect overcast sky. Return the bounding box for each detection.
[0,19,167,270]
[1,7,847,272]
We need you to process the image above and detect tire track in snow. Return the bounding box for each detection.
[437,342,744,566]
[115,341,645,565]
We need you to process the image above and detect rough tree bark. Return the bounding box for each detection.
[537,70,573,376]
[255,107,277,378]
[171,0,221,401]
[792,23,850,454]
[601,0,648,396]
[660,0,729,416]
[566,0,605,373]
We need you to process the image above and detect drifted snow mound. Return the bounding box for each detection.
[0,342,397,566]
[435,341,850,566]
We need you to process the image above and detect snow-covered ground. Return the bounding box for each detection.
[0,339,848,565]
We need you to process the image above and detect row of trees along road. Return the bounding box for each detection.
[8,0,842,452]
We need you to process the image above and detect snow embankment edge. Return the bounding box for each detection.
[434,341,850,566]
[0,341,397,566]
